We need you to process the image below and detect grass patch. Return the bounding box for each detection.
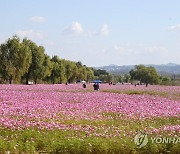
[101,89,167,96]
[101,89,180,101]
[0,114,179,153]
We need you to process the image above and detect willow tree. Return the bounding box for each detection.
[130,65,159,86]
[0,36,31,84]
[50,56,66,84]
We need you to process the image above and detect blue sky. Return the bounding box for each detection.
[0,0,180,66]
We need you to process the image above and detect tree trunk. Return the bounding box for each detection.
[34,77,37,84]
[25,73,29,85]
[9,76,13,84]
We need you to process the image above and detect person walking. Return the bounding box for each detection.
[93,83,100,90]
[83,83,86,88]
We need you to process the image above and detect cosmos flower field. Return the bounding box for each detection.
[0,84,179,153]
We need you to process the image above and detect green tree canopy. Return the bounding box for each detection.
[130,65,159,86]
[0,36,96,84]
[0,36,32,83]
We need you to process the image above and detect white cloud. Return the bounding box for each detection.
[100,44,170,65]
[112,44,169,57]
[169,24,180,30]
[62,22,109,36]
[113,44,139,55]
[114,45,126,53]
[100,24,109,36]
[30,16,46,23]
[87,30,98,36]
[87,24,110,36]
[145,46,168,54]
[16,29,44,40]
[71,22,84,34]
[62,21,84,35]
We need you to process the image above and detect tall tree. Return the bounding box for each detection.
[124,74,131,83]
[42,54,53,80]
[50,56,66,84]
[69,63,78,83]
[28,45,45,84]
[65,61,73,83]
[130,65,159,86]
[0,36,31,84]
[86,67,94,82]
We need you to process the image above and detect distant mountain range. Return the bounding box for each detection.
[95,63,180,76]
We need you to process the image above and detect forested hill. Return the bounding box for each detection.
[95,63,180,76]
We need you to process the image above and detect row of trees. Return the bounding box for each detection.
[0,36,94,84]
[0,36,169,86]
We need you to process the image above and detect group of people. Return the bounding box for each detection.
[82,82,100,90]
[109,81,116,85]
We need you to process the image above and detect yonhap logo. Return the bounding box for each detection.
[134,132,180,148]
[134,131,148,148]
